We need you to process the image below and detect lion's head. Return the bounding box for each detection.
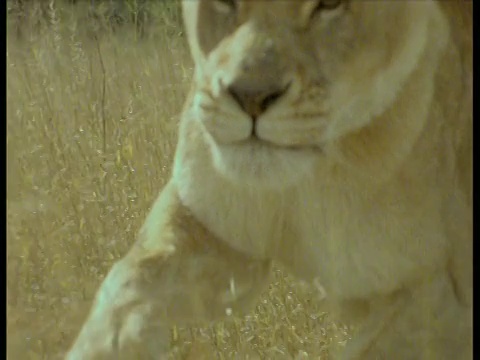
[181,0,449,188]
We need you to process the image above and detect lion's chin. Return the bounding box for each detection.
[208,139,318,190]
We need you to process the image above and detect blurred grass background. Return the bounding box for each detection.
[7,1,350,358]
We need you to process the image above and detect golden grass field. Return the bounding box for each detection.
[7,1,350,358]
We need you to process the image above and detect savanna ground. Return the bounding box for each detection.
[7,1,351,358]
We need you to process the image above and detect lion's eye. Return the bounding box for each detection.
[308,0,344,23]
[312,0,343,14]
[213,0,237,13]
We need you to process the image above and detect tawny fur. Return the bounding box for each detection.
[67,1,472,359]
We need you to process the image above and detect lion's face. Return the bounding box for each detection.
[182,0,436,188]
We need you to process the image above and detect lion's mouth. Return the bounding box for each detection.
[233,136,320,153]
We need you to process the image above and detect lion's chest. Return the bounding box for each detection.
[286,184,448,300]
[176,145,448,300]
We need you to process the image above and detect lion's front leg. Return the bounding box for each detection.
[66,182,271,359]
[65,255,172,360]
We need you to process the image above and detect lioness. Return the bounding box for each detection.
[67,1,472,359]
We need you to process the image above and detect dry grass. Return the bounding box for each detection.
[7,1,350,358]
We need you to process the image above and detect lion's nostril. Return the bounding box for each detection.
[260,90,285,112]
[227,82,289,119]
[228,86,246,110]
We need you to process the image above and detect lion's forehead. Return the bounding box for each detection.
[221,0,397,20]
[238,0,311,12]
[233,0,321,23]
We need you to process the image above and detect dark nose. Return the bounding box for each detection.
[227,81,289,119]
